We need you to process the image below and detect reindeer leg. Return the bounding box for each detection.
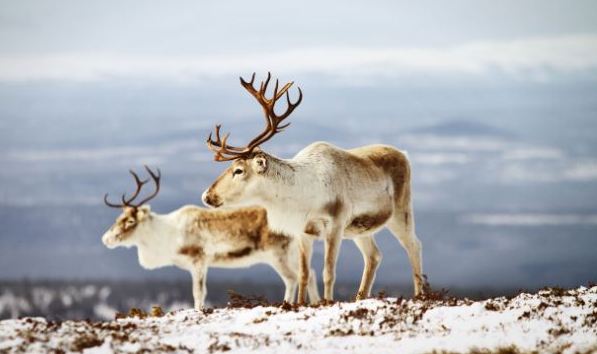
[387,208,424,296]
[307,268,321,304]
[298,236,313,304]
[271,253,298,303]
[323,227,342,301]
[191,264,208,310]
[352,235,382,300]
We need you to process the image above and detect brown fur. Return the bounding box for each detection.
[228,246,253,258]
[213,246,254,261]
[111,208,140,241]
[304,221,320,237]
[269,231,291,249]
[178,245,204,259]
[183,207,273,248]
[178,206,291,263]
[324,197,344,218]
[211,230,290,262]
[346,210,393,234]
[312,144,410,212]
[353,146,411,210]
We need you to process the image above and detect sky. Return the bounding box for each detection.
[1,0,597,82]
[0,0,596,290]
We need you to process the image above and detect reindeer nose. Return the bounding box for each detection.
[201,190,210,206]
[202,190,221,208]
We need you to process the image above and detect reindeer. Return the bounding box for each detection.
[201,73,424,303]
[102,166,320,310]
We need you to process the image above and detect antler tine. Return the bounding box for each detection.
[144,165,161,183]
[103,166,163,209]
[272,86,302,121]
[104,170,148,209]
[121,170,148,205]
[274,81,294,101]
[104,193,123,208]
[240,72,258,97]
[206,124,224,148]
[206,124,247,159]
[240,72,256,88]
[272,79,279,103]
[244,77,299,147]
[206,72,303,161]
[259,72,272,96]
[132,166,162,207]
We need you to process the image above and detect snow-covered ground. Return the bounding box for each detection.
[0,286,595,353]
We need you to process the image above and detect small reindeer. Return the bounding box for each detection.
[202,73,424,303]
[102,166,320,310]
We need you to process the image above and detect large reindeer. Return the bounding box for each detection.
[102,166,320,309]
[202,73,425,302]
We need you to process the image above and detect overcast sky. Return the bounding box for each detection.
[1,0,597,82]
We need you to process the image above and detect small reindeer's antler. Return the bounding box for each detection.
[104,166,161,209]
[206,72,303,161]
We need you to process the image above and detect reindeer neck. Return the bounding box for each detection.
[255,153,319,235]
[263,153,297,185]
[134,212,182,269]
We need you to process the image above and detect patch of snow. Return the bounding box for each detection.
[31,288,54,312]
[98,287,111,302]
[0,286,595,353]
[81,285,97,298]
[93,304,117,321]
[61,294,73,307]
[0,292,32,319]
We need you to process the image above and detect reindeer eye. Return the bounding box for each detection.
[126,219,136,226]
[233,168,244,176]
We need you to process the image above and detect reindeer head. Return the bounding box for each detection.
[102,166,161,248]
[202,72,302,208]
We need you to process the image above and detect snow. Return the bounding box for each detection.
[0,286,595,353]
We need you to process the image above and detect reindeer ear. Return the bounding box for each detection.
[136,205,151,221]
[253,154,268,174]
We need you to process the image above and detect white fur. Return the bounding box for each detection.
[102,206,320,310]
[203,142,424,301]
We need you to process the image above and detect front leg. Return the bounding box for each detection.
[270,254,298,304]
[191,264,208,310]
[298,235,314,304]
[323,227,342,301]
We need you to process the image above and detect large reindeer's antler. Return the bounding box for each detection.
[206,72,303,161]
[104,165,161,209]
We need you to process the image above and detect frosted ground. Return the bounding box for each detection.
[1,286,595,353]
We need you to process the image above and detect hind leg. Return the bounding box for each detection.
[352,236,382,300]
[307,268,321,304]
[387,208,424,296]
